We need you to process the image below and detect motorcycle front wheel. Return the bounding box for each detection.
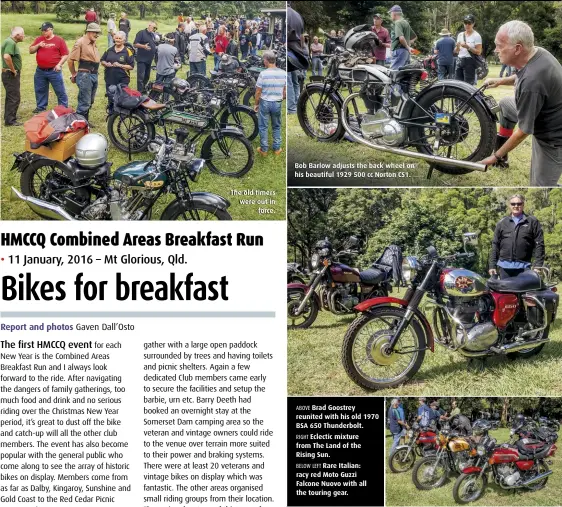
[201,131,254,178]
[160,201,231,221]
[409,86,495,175]
[388,448,416,473]
[341,307,426,390]
[453,472,487,503]
[219,106,258,141]
[287,289,318,329]
[297,85,345,142]
[107,111,155,153]
[412,456,448,490]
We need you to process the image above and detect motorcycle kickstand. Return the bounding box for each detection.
[467,357,487,372]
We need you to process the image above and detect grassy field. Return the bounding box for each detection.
[385,427,562,506]
[287,287,562,397]
[287,64,533,187]
[0,13,286,220]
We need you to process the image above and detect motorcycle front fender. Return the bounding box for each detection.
[188,192,231,210]
[215,125,246,139]
[353,297,434,352]
[461,466,483,474]
[287,284,322,310]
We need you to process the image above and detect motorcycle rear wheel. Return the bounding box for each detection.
[297,85,345,142]
[341,307,426,390]
[453,472,487,504]
[107,111,155,153]
[388,448,416,473]
[525,461,549,491]
[412,456,448,490]
[186,73,212,90]
[287,289,318,329]
[409,87,495,174]
[200,131,254,178]
[242,89,256,107]
[507,325,549,359]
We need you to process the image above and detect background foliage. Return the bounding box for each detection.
[291,0,562,60]
[288,188,562,278]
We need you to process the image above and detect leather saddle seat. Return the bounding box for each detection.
[516,439,550,459]
[140,99,167,111]
[389,64,424,82]
[359,268,386,285]
[487,270,542,293]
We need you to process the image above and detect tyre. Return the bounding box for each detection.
[200,131,254,178]
[508,325,549,359]
[412,456,448,490]
[242,89,255,107]
[409,86,496,175]
[107,111,155,153]
[341,307,426,390]
[453,472,487,504]
[388,447,416,473]
[297,85,345,142]
[160,201,232,221]
[220,106,258,141]
[186,73,211,90]
[287,289,318,329]
[525,461,549,491]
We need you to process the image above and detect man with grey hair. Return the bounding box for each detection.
[489,193,544,279]
[2,26,24,126]
[189,25,210,76]
[479,20,562,186]
[388,398,408,454]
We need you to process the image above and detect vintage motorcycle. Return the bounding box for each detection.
[298,26,500,175]
[388,421,438,473]
[10,133,231,221]
[287,262,308,285]
[287,238,401,329]
[452,434,557,503]
[107,85,254,178]
[342,233,559,390]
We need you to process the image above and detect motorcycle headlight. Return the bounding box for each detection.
[311,253,320,269]
[408,430,414,438]
[402,256,420,283]
[477,445,486,456]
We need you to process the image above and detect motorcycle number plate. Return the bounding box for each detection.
[435,113,451,124]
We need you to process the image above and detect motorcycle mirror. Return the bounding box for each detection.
[463,232,478,246]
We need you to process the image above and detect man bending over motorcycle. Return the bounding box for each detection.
[479,21,562,186]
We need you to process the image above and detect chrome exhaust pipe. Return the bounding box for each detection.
[520,470,553,487]
[458,337,551,357]
[11,186,75,221]
[340,93,488,172]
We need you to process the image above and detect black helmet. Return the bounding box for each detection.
[472,419,491,436]
[463,14,475,24]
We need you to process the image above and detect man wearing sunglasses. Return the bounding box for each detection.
[489,194,544,279]
[454,15,482,84]
[479,21,562,186]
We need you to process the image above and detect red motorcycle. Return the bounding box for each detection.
[287,238,401,328]
[453,437,557,503]
[388,422,438,473]
[342,233,559,389]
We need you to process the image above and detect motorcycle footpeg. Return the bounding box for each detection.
[489,346,505,355]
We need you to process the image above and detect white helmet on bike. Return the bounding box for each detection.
[344,25,380,53]
[75,133,109,168]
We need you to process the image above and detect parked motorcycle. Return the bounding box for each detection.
[452,434,557,503]
[342,233,559,390]
[11,133,231,221]
[107,85,254,178]
[287,262,308,285]
[297,26,500,175]
[287,238,401,329]
[388,421,438,473]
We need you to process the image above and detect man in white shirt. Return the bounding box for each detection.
[454,14,482,84]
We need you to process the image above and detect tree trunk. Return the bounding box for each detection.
[139,4,146,19]
[34,1,40,14]
[502,397,509,426]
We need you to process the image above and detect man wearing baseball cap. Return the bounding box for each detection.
[434,28,455,80]
[29,22,69,113]
[388,5,417,70]
[68,23,101,122]
[454,15,482,84]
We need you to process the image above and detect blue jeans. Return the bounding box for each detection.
[75,72,98,118]
[311,56,323,76]
[437,64,454,80]
[250,47,257,56]
[390,432,402,454]
[214,53,221,71]
[34,67,68,110]
[258,100,282,152]
[287,71,300,113]
[499,64,512,78]
[391,48,410,70]
[190,61,206,77]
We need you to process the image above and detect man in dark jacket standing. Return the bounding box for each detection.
[388,398,408,454]
[489,194,545,279]
[133,21,157,91]
[174,23,187,64]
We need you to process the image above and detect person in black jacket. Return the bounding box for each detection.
[489,194,545,279]
[174,23,187,64]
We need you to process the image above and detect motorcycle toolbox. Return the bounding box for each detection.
[524,289,559,325]
[24,129,86,162]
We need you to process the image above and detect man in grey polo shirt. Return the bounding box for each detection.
[479,20,562,186]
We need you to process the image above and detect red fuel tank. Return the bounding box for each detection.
[489,446,519,464]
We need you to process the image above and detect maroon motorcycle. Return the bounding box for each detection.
[388,421,438,473]
[453,435,557,503]
[287,237,401,329]
[342,233,559,389]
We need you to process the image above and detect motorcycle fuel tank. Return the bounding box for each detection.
[330,264,361,283]
[441,269,488,297]
[113,161,167,189]
[490,447,519,464]
[448,439,471,452]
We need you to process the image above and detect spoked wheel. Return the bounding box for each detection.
[220,106,258,140]
[287,289,318,329]
[525,461,549,491]
[107,111,155,153]
[388,448,416,473]
[508,325,549,359]
[412,456,448,490]
[297,85,345,142]
[341,307,426,390]
[160,202,231,221]
[409,87,495,174]
[200,131,254,178]
[453,473,487,503]
[186,73,212,90]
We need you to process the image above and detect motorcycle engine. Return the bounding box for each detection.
[453,451,471,472]
[497,464,521,487]
[447,296,498,351]
[329,285,359,314]
[360,110,406,147]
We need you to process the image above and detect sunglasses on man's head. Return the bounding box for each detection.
[510,202,523,206]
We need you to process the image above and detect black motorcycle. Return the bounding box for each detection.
[298,26,500,175]
[11,136,231,221]
[287,262,308,284]
[107,85,254,178]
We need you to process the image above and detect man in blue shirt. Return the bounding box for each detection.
[434,28,455,80]
[417,397,432,427]
[388,398,408,454]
